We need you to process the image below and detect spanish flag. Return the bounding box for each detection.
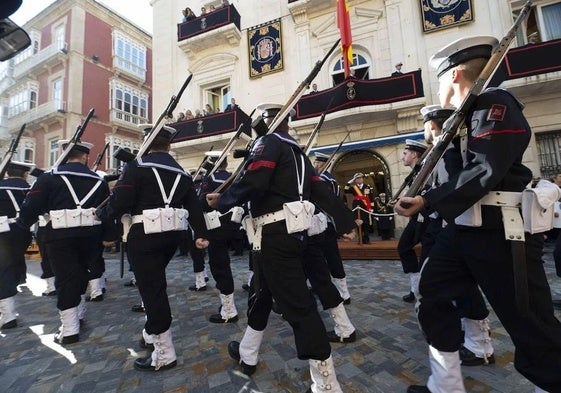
[337,0,353,78]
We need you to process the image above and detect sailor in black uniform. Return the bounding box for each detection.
[198,152,239,323]
[396,36,561,393]
[0,161,33,329]
[313,152,352,304]
[206,103,356,393]
[96,124,208,372]
[19,141,111,345]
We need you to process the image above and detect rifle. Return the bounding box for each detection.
[390,143,433,204]
[137,74,192,159]
[303,96,336,155]
[91,142,110,172]
[53,108,95,167]
[192,145,214,182]
[403,0,533,201]
[213,40,340,193]
[319,130,351,175]
[0,123,26,179]
[206,110,255,177]
[266,39,340,136]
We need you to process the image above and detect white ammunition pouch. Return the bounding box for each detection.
[521,180,561,234]
[307,212,328,236]
[0,190,20,233]
[134,207,189,234]
[131,168,189,234]
[203,210,222,230]
[230,206,244,223]
[38,214,50,227]
[241,215,255,244]
[49,176,102,229]
[283,200,314,234]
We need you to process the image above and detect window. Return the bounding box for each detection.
[53,79,64,111]
[331,53,371,86]
[113,31,147,79]
[54,24,66,51]
[8,83,38,117]
[13,31,40,64]
[111,81,149,124]
[48,139,59,167]
[204,83,230,114]
[107,137,141,171]
[513,0,561,45]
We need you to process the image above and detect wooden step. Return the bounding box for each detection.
[338,240,420,260]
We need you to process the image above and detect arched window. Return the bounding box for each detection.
[331,52,371,85]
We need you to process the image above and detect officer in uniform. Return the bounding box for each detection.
[198,152,239,323]
[0,161,33,329]
[206,103,355,393]
[313,152,352,304]
[96,124,208,372]
[396,36,561,393]
[19,141,111,345]
[373,192,393,240]
[396,139,428,303]
[344,172,372,244]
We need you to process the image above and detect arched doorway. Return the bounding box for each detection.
[331,149,391,200]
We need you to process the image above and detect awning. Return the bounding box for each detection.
[309,130,425,155]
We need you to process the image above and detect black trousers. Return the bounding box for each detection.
[208,237,234,295]
[398,216,426,273]
[36,226,54,279]
[247,233,331,361]
[47,237,96,310]
[553,231,561,278]
[0,226,31,299]
[128,225,181,335]
[303,232,343,310]
[419,224,561,392]
[88,243,105,280]
[321,224,346,279]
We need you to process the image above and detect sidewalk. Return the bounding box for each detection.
[1,245,559,393]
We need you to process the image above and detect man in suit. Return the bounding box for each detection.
[224,98,239,112]
[392,62,403,76]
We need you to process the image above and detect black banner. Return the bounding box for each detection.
[294,70,424,120]
[171,109,251,143]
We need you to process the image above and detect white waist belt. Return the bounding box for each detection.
[131,215,144,225]
[480,191,522,207]
[251,209,286,251]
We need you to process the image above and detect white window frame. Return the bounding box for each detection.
[330,51,371,85]
[512,0,561,44]
[8,82,38,117]
[13,30,40,65]
[110,80,149,125]
[48,139,59,167]
[112,31,147,79]
[203,81,230,114]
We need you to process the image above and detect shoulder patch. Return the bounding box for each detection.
[487,104,507,122]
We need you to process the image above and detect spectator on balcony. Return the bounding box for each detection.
[209,5,216,12]
[182,7,196,22]
[184,110,194,120]
[200,6,207,15]
[309,83,318,94]
[194,109,203,118]
[176,112,185,122]
[224,98,239,112]
[391,62,403,76]
[203,104,214,116]
[221,0,230,7]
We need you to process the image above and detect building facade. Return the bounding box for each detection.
[155,0,561,230]
[0,0,153,174]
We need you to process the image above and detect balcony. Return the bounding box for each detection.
[489,38,561,97]
[0,62,14,93]
[177,4,241,56]
[113,57,146,83]
[291,70,426,130]
[7,100,66,130]
[110,108,149,129]
[13,42,68,79]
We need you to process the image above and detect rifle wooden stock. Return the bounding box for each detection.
[319,131,351,175]
[136,74,193,159]
[403,0,533,201]
[91,142,110,172]
[53,108,95,167]
[0,123,26,179]
[266,39,340,136]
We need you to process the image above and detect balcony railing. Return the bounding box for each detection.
[177,4,240,42]
[7,100,66,130]
[113,57,146,82]
[110,108,148,127]
[13,42,68,79]
[170,108,251,143]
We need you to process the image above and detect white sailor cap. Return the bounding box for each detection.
[138,123,177,140]
[255,103,296,119]
[404,139,427,154]
[314,152,329,163]
[430,36,498,78]
[58,139,94,154]
[205,150,223,157]
[7,160,34,172]
[420,105,455,123]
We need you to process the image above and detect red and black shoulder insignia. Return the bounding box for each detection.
[487,104,507,122]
